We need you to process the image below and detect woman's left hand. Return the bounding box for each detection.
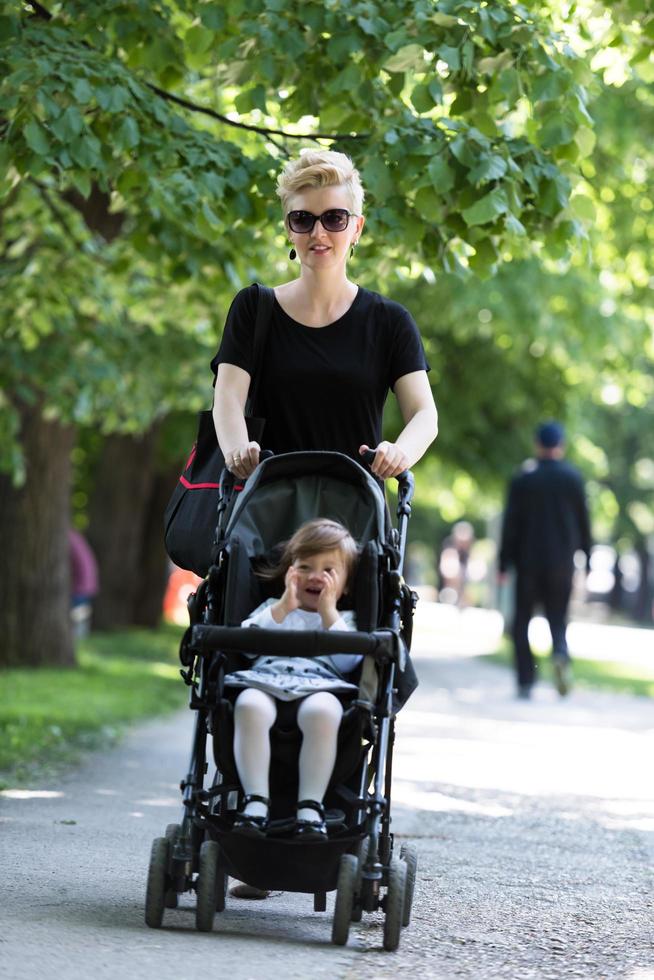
[359,442,409,480]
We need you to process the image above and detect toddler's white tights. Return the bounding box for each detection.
[233,688,343,822]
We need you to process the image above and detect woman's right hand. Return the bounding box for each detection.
[225,441,260,479]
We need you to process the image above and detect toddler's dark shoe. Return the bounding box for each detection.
[294,799,328,841]
[232,794,270,838]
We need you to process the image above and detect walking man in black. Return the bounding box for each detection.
[499,422,592,699]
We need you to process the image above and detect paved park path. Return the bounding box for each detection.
[2,606,653,979]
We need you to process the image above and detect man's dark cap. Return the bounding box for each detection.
[536,420,564,448]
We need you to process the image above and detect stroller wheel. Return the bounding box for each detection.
[215,861,228,913]
[331,854,358,946]
[351,836,369,923]
[165,822,181,841]
[163,824,182,909]
[399,843,418,928]
[145,837,170,929]
[383,858,407,952]
[196,840,220,932]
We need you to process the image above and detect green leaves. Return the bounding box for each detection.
[427,155,455,193]
[50,106,85,142]
[532,68,573,103]
[431,12,459,28]
[362,156,395,199]
[462,188,509,227]
[96,86,130,113]
[411,79,442,113]
[199,4,227,31]
[114,116,140,151]
[538,111,577,149]
[185,24,214,56]
[569,194,596,222]
[468,154,508,185]
[384,44,425,73]
[68,134,102,169]
[0,0,620,486]
[23,120,51,156]
[235,85,268,114]
[414,186,444,223]
[438,45,460,71]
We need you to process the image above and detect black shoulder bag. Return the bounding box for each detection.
[163,283,275,577]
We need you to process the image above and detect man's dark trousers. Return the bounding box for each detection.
[513,566,573,688]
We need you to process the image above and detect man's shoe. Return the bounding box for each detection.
[553,656,572,696]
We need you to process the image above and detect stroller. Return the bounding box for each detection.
[145,450,419,951]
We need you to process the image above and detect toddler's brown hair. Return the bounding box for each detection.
[260,518,359,591]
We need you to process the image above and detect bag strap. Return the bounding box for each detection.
[245,283,275,415]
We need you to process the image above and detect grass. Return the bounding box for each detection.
[0,623,186,787]
[487,636,654,699]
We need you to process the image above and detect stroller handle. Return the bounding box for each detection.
[190,624,401,663]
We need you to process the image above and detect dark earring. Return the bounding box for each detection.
[350,240,358,258]
[289,247,296,260]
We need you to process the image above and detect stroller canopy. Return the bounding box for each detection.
[224,452,389,557]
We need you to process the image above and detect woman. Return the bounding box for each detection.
[211,148,438,897]
[211,148,438,481]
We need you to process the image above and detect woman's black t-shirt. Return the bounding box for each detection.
[210,284,430,461]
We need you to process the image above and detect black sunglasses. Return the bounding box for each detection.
[287,208,358,234]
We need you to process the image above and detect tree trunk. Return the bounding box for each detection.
[0,400,76,667]
[132,461,180,628]
[87,430,157,629]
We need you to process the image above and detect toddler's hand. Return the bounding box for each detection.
[317,569,340,628]
[272,566,301,623]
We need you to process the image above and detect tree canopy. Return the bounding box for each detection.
[1,0,652,623]
[1,0,603,474]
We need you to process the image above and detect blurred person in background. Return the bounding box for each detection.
[498,421,592,699]
[438,521,475,607]
[69,527,99,637]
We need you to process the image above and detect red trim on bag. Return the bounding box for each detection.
[178,477,246,491]
[179,475,220,490]
[183,444,197,473]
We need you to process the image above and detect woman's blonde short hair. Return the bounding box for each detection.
[276,148,365,216]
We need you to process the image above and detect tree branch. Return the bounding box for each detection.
[24,2,369,143]
[144,83,368,142]
[25,1,52,19]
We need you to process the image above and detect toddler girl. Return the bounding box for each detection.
[225,518,361,841]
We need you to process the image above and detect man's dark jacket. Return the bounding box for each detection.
[499,458,591,575]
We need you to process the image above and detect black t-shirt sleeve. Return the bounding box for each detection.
[386,302,430,390]
[209,284,259,380]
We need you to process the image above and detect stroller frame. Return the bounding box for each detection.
[145,452,418,951]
